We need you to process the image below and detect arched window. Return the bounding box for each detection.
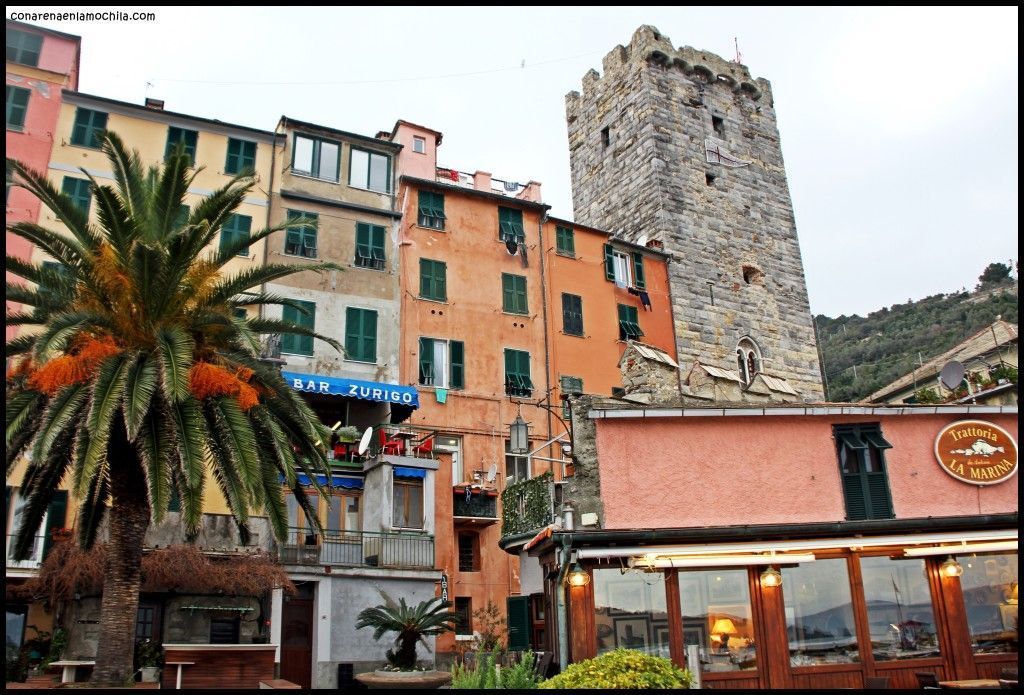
[736,337,762,386]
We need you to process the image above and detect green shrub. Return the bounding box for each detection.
[539,649,693,689]
[450,651,539,689]
[500,651,538,689]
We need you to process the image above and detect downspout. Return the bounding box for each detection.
[555,531,572,671]
[261,120,283,323]
[537,209,553,467]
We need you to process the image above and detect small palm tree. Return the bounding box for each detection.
[356,596,455,670]
[6,133,338,686]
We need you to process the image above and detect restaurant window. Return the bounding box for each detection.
[417,190,445,230]
[292,134,339,182]
[345,307,377,363]
[455,597,473,636]
[782,559,859,666]
[281,300,315,356]
[418,337,464,389]
[677,568,757,672]
[70,107,108,148]
[834,424,894,521]
[285,210,318,258]
[618,304,643,341]
[956,551,1018,655]
[555,226,575,256]
[349,147,391,193]
[860,555,940,660]
[593,568,668,658]
[355,222,386,270]
[165,126,198,165]
[392,476,423,529]
[562,293,583,336]
[458,532,479,572]
[504,440,530,482]
[219,213,252,256]
[498,207,524,245]
[419,258,447,301]
[224,137,257,175]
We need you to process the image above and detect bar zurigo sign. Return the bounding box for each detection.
[934,420,1018,485]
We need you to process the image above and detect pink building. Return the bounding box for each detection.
[6,20,81,340]
[512,401,1018,688]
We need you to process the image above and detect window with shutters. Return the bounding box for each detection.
[7,86,30,131]
[417,190,445,230]
[498,207,525,244]
[219,213,252,256]
[502,273,528,315]
[292,133,340,182]
[458,532,479,572]
[165,126,198,165]
[355,222,386,270]
[834,424,894,521]
[7,29,43,67]
[418,337,464,389]
[506,595,532,651]
[345,307,377,363]
[419,259,447,302]
[561,293,583,336]
[555,226,575,256]
[70,107,108,148]
[61,177,92,215]
[602,244,646,289]
[224,137,257,175]
[281,300,316,356]
[285,210,318,258]
[617,304,643,341]
[504,349,533,398]
[455,597,473,636]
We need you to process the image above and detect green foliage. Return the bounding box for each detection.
[500,650,539,689]
[355,594,454,670]
[452,651,538,690]
[473,600,507,652]
[501,472,554,536]
[913,387,942,404]
[977,262,1013,289]
[134,639,163,667]
[539,649,693,689]
[817,271,1017,402]
[41,627,69,671]
[990,364,1018,384]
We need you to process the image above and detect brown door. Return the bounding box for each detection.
[280,589,314,688]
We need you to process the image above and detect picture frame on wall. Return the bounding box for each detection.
[607,580,644,617]
[683,623,707,649]
[652,620,671,658]
[614,616,650,651]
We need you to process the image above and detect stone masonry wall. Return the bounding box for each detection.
[566,26,824,400]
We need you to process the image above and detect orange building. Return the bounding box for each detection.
[388,120,676,660]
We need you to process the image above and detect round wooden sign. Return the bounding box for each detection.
[934,420,1018,485]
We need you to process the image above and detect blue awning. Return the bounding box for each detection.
[393,466,427,479]
[284,474,364,489]
[283,371,420,409]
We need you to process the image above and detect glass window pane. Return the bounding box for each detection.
[327,496,342,533]
[318,141,339,181]
[293,136,314,174]
[860,556,941,660]
[393,483,406,527]
[369,153,389,192]
[783,559,859,666]
[345,496,360,532]
[408,482,423,529]
[593,568,669,658]
[349,149,369,188]
[957,552,1018,655]
[678,569,757,672]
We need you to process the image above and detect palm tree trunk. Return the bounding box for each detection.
[90,424,150,687]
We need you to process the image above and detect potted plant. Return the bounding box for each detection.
[135,640,162,683]
[354,595,454,689]
[336,426,361,443]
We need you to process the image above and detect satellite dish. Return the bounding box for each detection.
[636,234,649,247]
[357,427,373,456]
[940,361,966,390]
[485,463,498,484]
[504,238,519,255]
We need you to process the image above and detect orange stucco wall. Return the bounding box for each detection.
[594,412,1018,529]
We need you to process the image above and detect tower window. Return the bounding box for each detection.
[712,115,725,137]
[705,173,716,187]
[601,126,610,148]
[742,264,764,285]
[736,337,762,386]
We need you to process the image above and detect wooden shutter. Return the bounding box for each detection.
[603,244,615,280]
[450,341,465,389]
[507,595,531,651]
[418,337,434,385]
[632,251,646,289]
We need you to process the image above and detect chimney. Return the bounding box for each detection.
[144,97,164,111]
[472,171,492,193]
[516,180,543,203]
[645,238,664,251]
[375,130,391,141]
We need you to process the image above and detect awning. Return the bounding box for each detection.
[284,371,419,408]
[284,474,364,489]
[393,466,427,479]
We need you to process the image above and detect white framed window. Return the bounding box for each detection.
[349,147,392,193]
[612,250,631,287]
[413,136,426,154]
[736,337,762,385]
[292,134,340,182]
[6,489,47,569]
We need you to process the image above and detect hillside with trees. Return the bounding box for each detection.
[816,263,1018,402]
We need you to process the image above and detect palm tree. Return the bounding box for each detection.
[6,133,338,686]
[356,596,455,670]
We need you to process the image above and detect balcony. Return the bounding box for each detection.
[500,472,554,538]
[277,529,434,570]
[453,486,498,525]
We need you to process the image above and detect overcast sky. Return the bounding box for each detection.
[9,6,1018,317]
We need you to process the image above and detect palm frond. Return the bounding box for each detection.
[156,326,195,402]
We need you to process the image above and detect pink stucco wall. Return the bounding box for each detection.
[594,413,1018,529]
[392,121,438,181]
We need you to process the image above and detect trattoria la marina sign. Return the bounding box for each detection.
[934,420,1018,485]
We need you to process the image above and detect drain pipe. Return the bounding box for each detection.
[555,505,575,671]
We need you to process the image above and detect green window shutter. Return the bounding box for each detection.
[502,274,514,313]
[220,214,252,256]
[632,251,646,289]
[61,177,92,215]
[418,337,434,385]
[618,304,643,340]
[165,127,198,164]
[6,86,30,130]
[502,274,527,314]
[562,293,583,335]
[417,190,446,229]
[282,300,315,356]
[518,351,533,392]
[356,222,371,264]
[41,490,69,558]
[71,108,108,148]
[836,425,893,521]
[866,472,893,519]
[504,349,516,383]
[450,340,465,389]
[420,259,446,301]
[506,595,531,651]
[556,226,575,255]
[603,244,615,281]
[346,308,377,362]
[225,138,256,174]
[371,225,386,265]
[498,207,524,242]
[286,210,318,257]
[7,30,43,66]
[842,473,867,521]
[298,302,315,356]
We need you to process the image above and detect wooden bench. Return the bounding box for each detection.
[48,660,95,683]
[259,679,301,689]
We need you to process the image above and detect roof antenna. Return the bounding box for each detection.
[733,37,743,65]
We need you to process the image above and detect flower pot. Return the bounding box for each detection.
[140,666,161,683]
[354,670,451,690]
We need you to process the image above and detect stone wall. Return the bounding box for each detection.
[566,25,824,401]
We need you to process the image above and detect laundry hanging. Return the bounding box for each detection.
[639,290,652,310]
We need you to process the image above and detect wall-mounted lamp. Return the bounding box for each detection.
[940,556,964,578]
[567,562,590,587]
[760,566,783,588]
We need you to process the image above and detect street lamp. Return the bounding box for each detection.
[510,414,529,454]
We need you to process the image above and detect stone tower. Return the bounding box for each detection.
[566,26,825,400]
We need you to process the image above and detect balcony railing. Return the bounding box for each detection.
[500,472,554,537]
[277,529,434,569]
[453,488,498,519]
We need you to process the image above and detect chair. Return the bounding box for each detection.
[865,676,890,689]
[412,436,434,458]
[377,428,403,456]
[915,672,940,689]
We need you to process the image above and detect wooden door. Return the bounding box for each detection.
[280,595,314,688]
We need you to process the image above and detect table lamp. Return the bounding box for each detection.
[711,617,737,652]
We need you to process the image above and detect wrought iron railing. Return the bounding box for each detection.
[453,489,498,519]
[500,472,554,537]
[277,528,434,569]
